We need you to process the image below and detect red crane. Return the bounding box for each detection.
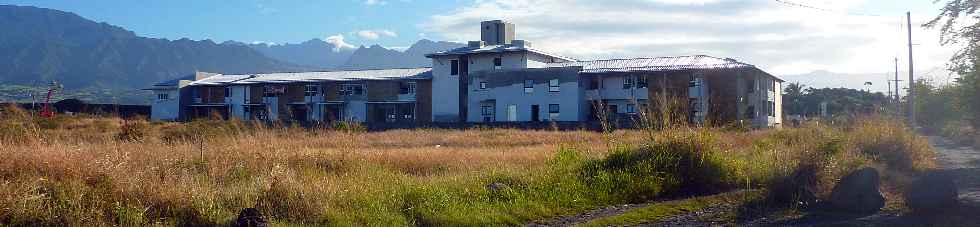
[39,81,62,118]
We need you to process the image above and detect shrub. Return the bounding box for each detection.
[580,129,741,203]
[332,121,366,133]
[116,119,150,142]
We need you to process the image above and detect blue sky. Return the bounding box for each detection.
[0,0,960,81]
[0,0,462,48]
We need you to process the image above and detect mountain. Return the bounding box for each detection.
[339,39,464,70]
[0,5,304,102]
[779,68,955,94]
[242,39,355,70]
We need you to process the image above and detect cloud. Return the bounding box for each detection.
[365,0,388,6]
[421,0,957,75]
[355,29,398,40]
[255,2,277,15]
[324,34,356,52]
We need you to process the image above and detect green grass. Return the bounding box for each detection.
[580,191,759,226]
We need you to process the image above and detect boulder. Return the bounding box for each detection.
[234,208,268,227]
[905,171,958,213]
[487,182,508,191]
[829,167,885,214]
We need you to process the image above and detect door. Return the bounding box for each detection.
[507,105,517,121]
[531,105,540,122]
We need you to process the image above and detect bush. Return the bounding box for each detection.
[332,121,366,133]
[116,120,150,142]
[580,129,741,203]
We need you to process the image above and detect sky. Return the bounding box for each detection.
[0,0,961,77]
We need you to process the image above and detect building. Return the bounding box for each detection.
[148,20,783,128]
[147,68,432,125]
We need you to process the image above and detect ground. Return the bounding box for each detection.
[530,136,980,227]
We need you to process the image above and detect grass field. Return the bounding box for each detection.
[0,105,935,226]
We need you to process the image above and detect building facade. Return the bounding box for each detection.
[149,20,783,128]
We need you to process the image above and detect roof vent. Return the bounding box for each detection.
[512,40,531,48]
[468,41,486,48]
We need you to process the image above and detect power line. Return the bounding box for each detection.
[774,0,885,17]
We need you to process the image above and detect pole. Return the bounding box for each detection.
[894,58,900,114]
[907,12,916,128]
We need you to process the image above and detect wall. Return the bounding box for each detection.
[430,56,460,122]
[467,67,583,122]
[150,87,181,121]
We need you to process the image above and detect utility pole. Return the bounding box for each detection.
[907,12,916,128]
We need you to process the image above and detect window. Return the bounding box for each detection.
[637,76,648,88]
[157,93,169,101]
[747,79,755,93]
[479,81,488,90]
[746,105,756,119]
[768,101,776,117]
[304,84,319,97]
[481,105,495,122]
[589,78,600,90]
[224,87,232,98]
[339,84,364,96]
[548,104,560,120]
[769,80,776,92]
[626,104,636,113]
[689,75,701,87]
[450,60,459,75]
[524,79,534,93]
[493,57,502,69]
[399,82,417,94]
[263,85,283,97]
[549,79,560,92]
[624,77,634,89]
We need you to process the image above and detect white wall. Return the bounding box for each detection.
[467,68,584,122]
[430,56,461,122]
[150,88,181,121]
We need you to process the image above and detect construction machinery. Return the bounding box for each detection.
[39,81,62,118]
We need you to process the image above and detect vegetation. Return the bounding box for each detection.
[911,0,980,145]
[782,82,889,117]
[0,103,935,226]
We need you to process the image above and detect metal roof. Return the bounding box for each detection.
[187,67,432,86]
[546,55,757,74]
[425,44,576,61]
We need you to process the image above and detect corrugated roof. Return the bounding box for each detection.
[187,67,432,86]
[426,44,576,61]
[547,55,755,74]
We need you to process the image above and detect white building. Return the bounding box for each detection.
[150,20,783,128]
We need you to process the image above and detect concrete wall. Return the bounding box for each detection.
[430,56,460,122]
[430,51,533,122]
[150,87,182,121]
[467,67,583,122]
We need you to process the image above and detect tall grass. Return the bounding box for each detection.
[0,105,935,226]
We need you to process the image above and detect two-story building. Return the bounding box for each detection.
[148,68,432,125]
[149,20,783,128]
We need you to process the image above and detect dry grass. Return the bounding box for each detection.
[0,104,936,226]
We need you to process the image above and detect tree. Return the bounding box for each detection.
[926,0,980,129]
[783,82,807,115]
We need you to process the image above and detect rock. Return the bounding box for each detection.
[234,208,268,227]
[829,167,885,214]
[769,165,820,209]
[487,182,508,191]
[905,171,958,213]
